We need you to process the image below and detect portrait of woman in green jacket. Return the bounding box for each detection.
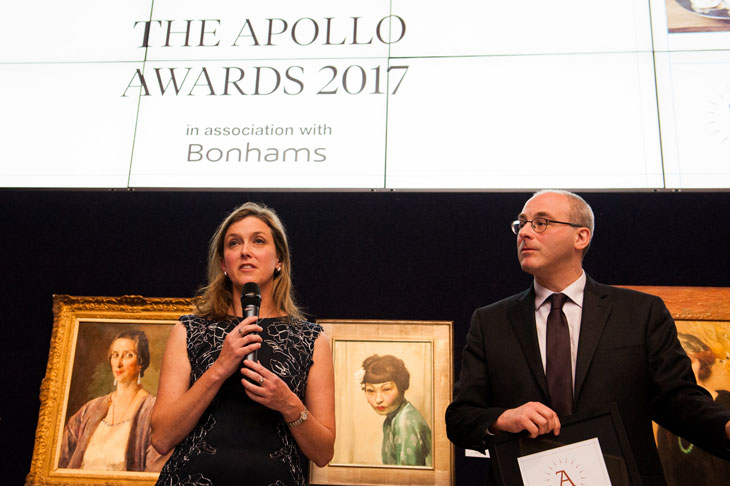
[359,354,432,466]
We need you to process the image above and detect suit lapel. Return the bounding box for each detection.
[508,286,549,397]
[574,277,612,403]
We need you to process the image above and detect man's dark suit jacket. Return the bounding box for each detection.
[445,277,730,485]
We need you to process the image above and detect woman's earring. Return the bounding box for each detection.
[113,378,118,387]
[224,271,228,277]
[137,375,141,385]
[274,266,281,278]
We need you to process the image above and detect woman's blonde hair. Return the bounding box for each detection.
[193,202,302,320]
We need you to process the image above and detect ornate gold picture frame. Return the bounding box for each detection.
[26,295,192,486]
[310,319,454,486]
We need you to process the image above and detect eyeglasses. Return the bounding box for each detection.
[511,218,582,235]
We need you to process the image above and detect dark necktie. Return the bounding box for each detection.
[546,293,573,416]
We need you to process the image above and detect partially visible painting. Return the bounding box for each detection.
[665,0,730,33]
[620,286,730,486]
[656,321,730,485]
[310,319,453,486]
[26,295,191,486]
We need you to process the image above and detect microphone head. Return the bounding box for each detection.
[241,282,261,307]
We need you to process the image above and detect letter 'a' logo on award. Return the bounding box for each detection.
[555,468,577,486]
[545,458,584,486]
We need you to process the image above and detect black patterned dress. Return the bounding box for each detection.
[155,315,322,486]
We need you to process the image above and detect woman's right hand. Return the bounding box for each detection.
[212,316,262,379]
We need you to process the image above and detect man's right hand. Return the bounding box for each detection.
[491,402,561,438]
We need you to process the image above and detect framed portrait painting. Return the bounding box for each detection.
[310,319,454,486]
[620,286,730,485]
[26,295,191,486]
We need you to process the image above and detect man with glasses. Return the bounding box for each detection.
[445,190,730,485]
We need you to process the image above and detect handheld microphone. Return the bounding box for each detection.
[240,282,261,362]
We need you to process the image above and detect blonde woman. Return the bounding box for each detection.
[151,202,335,486]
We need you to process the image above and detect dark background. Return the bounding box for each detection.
[3,190,728,485]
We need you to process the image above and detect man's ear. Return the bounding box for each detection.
[574,227,591,251]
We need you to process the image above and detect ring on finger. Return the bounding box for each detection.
[238,328,243,337]
[259,376,265,384]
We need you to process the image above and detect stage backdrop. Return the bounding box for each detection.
[2,0,730,189]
